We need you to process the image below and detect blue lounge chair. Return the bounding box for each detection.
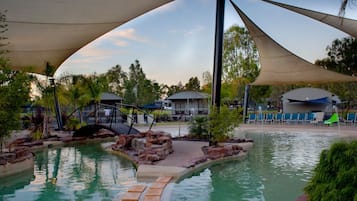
[345,113,356,126]
[257,113,265,124]
[247,113,256,124]
[283,113,291,124]
[298,113,306,124]
[265,113,274,124]
[275,113,283,124]
[305,113,314,124]
[290,113,299,124]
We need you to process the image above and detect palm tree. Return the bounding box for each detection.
[84,76,104,124]
[339,0,356,16]
[60,75,91,124]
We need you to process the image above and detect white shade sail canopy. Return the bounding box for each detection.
[263,0,357,38]
[0,0,172,75]
[230,0,357,85]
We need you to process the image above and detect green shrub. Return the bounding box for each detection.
[32,130,43,140]
[209,106,241,144]
[188,116,209,139]
[304,141,357,201]
[65,118,86,131]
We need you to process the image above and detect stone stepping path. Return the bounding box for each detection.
[119,176,172,201]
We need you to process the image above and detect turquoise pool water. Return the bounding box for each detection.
[0,143,136,201]
[171,131,353,201]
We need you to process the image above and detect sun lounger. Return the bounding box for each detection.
[310,112,324,125]
[298,113,306,124]
[345,113,356,126]
[257,113,265,124]
[274,113,283,124]
[305,113,314,124]
[289,113,299,124]
[247,113,256,124]
[283,113,291,124]
[265,113,274,124]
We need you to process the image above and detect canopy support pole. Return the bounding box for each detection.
[209,0,225,146]
[211,0,225,108]
[243,85,250,123]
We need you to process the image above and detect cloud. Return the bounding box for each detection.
[170,25,206,37]
[99,28,149,47]
[77,43,112,57]
[184,25,205,36]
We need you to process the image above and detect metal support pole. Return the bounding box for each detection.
[211,0,225,107]
[243,85,250,123]
[209,0,225,146]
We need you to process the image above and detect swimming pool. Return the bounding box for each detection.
[170,131,354,201]
[0,143,137,201]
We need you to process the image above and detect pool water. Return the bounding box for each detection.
[0,143,136,201]
[171,131,353,201]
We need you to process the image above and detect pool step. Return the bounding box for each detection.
[121,185,146,201]
[120,176,172,201]
[144,176,172,201]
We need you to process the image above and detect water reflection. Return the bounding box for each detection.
[171,131,352,201]
[0,143,136,201]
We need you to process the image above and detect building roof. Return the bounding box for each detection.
[282,87,340,103]
[100,92,122,101]
[0,0,172,75]
[167,91,209,100]
[230,1,357,85]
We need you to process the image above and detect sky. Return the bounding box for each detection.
[55,0,357,86]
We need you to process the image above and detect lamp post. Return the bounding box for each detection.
[49,78,63,130]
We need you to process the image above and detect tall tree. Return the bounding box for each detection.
[316,37,356,76]
[223,25,259,82]
[123,60,159,106]
[185,77,200,91]
[0,11,31,149]
[58,75,91,123]
[223,25,270,105]
[0,11,30,149]
[83,75,105,124]
[166,82,184,97]
[104,64,127,96]
[0,60,31,151]
[315,37,357,112]
[201,71,212,94]
[0,10,8,55]
[338,0,356,16]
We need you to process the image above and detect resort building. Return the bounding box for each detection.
[167,91,209,119]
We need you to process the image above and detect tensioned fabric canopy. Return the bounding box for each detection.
[0,0,172,75]
[263,0,357,38]
[230,0,357,85]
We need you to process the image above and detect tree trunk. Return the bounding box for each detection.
[95,103,98,124]
[42,109,49,138]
